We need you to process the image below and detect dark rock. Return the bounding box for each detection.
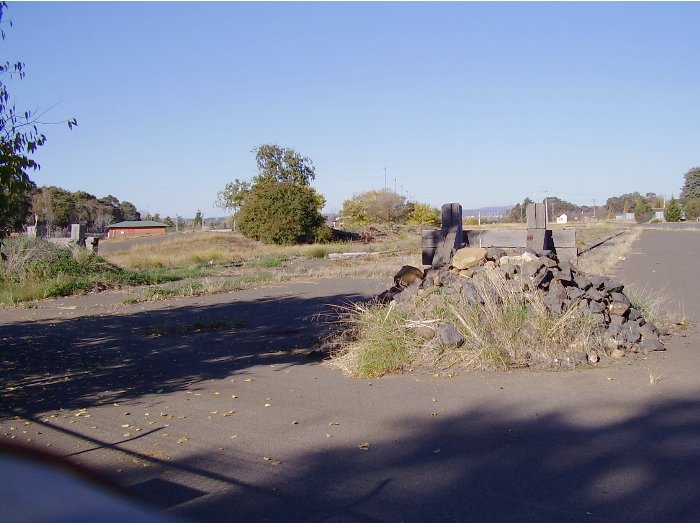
[640,322,660,339]
[609,301,630,316]
[461,281,482,305]
[606,323,622,337]
[588,300,606,314]
[586,288,605,302]
[610,292,630,306]
[558,259,574,274]
[540,256,558,268]
[591,313,606,325]
[640,338,666,351]
[573,273,593,291]
[543,294,565,314]
[557,267,573,283]
[609,314,626,326]
[437,323,465,347]
[376,288,397,304]
[438,268,459,287]
[521,259,545,279]
[566,287,586,301]
[590,275,606,290]
[622,324,641,344]
[532,268,552,289]
[549,281,568,300]
[486,248,507,261]
[602,277,624,293]
[393,278,421,303]
[627,307,642,322]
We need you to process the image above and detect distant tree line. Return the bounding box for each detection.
[27,186,141,233]
[503,177,700,224]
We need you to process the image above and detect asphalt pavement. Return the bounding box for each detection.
[1,229,699,523]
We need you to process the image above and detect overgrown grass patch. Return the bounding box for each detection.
[0,237,195,304]
[246,254,284,268]
[123,272,277,304]
[330,303,423,377]
[329,271,607,376]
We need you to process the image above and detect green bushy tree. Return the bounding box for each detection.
[680,167,700,202]
[1,3,76,238]
[405,202,440,226]
[634,198,653,223]
[237,182,325,245]
[684,198,700,221]
[664,197,682,222]
[341,189,408,226]
[217,145,326,245]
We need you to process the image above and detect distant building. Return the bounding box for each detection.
[615,213,635,221]
[652,209,665,221]
[556,214,568,224]
[106,221,167,238]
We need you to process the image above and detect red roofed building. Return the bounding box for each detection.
[106,221,167,238]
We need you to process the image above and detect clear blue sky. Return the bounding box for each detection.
[4,2,699,218]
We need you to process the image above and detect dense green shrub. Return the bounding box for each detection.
[634,199,653,223]
[664,198,682,222]
[683,198,700,221]
[237,182,325,245]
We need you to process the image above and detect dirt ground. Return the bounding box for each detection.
[1,228,699,522]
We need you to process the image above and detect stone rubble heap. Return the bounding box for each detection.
[379,246,665,362]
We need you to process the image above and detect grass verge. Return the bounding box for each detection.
[0,237,204,305]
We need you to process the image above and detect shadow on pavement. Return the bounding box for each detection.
[1,290,369,417]
[22,396,700,523]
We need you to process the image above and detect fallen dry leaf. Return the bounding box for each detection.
[358,442,371,450]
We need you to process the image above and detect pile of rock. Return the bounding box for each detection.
[378,246,665,361]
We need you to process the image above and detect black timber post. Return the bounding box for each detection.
[525,203,553,253]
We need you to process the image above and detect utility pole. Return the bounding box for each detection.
[394,177,397,193]
[543,189,549,223]
[593,199,596,220]
[384,167,387,190]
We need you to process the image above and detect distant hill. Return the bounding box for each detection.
[461,205,512,217]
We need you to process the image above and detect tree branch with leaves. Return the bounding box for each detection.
[0,2,77,239]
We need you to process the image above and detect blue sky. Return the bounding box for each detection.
[4,2,699,218]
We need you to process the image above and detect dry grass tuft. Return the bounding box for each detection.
[577,228,641,275]
[328,270,605,377]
